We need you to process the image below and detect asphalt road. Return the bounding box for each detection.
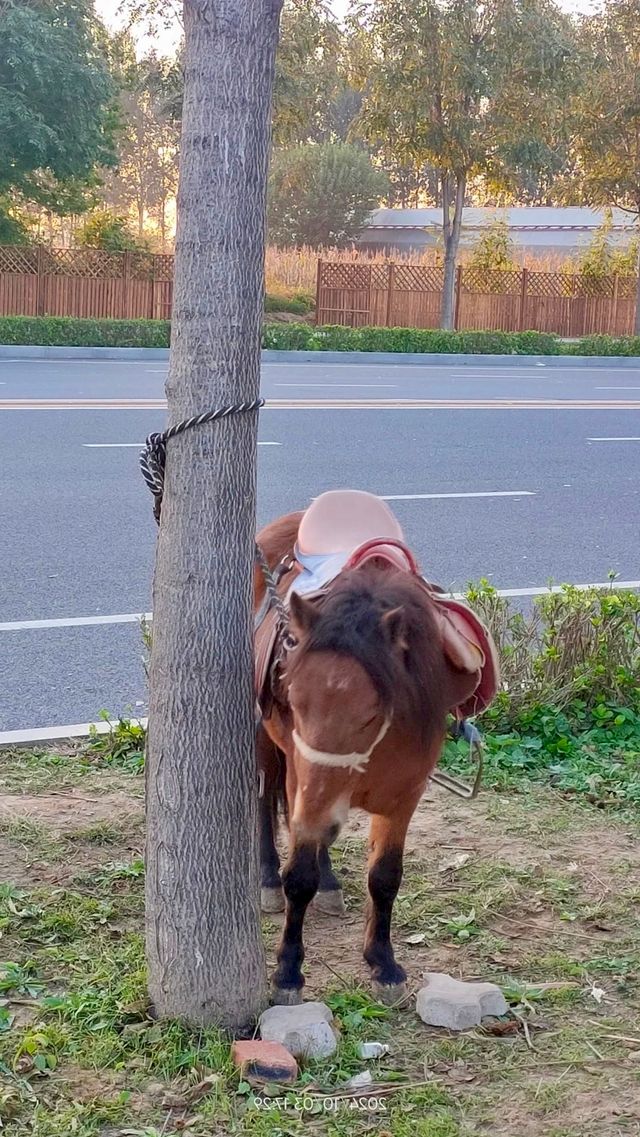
[1,356,639,731]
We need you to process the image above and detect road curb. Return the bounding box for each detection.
[0,717,147,750]
[1,345,639,367]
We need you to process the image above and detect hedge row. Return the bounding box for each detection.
[1,315,639,356]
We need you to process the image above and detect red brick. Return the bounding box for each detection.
[231,1039,298,1084]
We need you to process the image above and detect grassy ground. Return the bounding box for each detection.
[0,740,639,1137]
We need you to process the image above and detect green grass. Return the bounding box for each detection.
[1,777,639,1135]
[442,710,640,812]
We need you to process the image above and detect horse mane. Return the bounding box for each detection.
[293,565,448,747]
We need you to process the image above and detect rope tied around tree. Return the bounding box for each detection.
[138,396,291,632]
[139,398,265,523]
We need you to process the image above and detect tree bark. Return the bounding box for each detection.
[635,236,640,337]
[145,0,282,1032]
[440,172,466,330]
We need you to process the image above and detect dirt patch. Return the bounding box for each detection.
[0,790,143,832]
[2,768,639,1137]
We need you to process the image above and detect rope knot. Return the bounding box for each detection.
[139,397,265,524]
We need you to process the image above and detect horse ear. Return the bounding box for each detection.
[382,606,409,652]
[289,591,320,636]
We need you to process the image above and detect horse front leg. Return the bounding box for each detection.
[364,807,416,1004]
[271,838,319,1004]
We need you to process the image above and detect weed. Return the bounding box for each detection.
[84,712,146,772]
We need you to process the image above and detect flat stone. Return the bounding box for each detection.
[231,1039,298,1084]
[259,1001,338,1059]
[416,973,508,1031]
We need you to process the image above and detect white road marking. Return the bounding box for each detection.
[0,717,148,749]
[3,404,640,413]
[595,386,640,390]
[0,613,152,631]
[273,382,398,388]
[4,579,640,633]
[381,491,534,500]
[83,441,281,447]
[588,437,640,442]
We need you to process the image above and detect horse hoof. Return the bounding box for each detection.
[313,889,345,916]
[372,981,410,1008]
[270,986,304,1006]
[261,886,285,913]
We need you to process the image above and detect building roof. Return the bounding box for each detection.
[367,207,637,231]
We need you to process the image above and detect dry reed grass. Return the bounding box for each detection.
[265,244,575,293]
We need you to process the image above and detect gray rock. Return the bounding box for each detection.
[259,1001,338,1059]
[416,973,508,1031]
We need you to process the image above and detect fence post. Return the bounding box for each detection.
[611,273,619,335]
[36,245,45,317]
[150,256,157,320]
[453,265,462,330]
[122,251,131,319]
[519,267,529,331]
[315,259,322,326]
[386,263,395,326]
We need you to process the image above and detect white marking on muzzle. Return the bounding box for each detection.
[292,718,391,774]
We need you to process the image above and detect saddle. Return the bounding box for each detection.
[255,490,499,721]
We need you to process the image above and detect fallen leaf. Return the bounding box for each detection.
[589,986,606,1004]
[404,932,426,945]
[445,1064,477,1083]
[185,1074,222,1105]
[481,1018,519,1036]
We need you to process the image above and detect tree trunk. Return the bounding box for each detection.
[441,250,457,329]
[440,172,466,330]
[635,238,640,337]
[145,0,282,1032]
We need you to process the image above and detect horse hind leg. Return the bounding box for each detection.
[257,729,285,913]
[364,806,417,1006]
[313,843,346,916]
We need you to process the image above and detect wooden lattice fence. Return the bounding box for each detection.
[0,246,174,321]
[0,246,637,336]
[316,260,638,337]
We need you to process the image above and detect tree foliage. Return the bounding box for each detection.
[572,1,640,217]
[101,45,180,248]
[0,0,116,209]
[352,0,577,325]
[577,213,639,282]
[268,142,388,246]
[0,200,31,244]
[468,219,517,272]
[76,208,142,251]
[570,0,640,327]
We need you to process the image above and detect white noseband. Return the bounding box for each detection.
[292,717,391,774]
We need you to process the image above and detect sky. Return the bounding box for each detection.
[95,0,597,57]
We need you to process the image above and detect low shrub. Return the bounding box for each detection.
[0,315,170,348]
[0,315,637,356]
[565,334,640,357]
[264,288,314,315]
[468,579,640,725]
[262,324,564,354]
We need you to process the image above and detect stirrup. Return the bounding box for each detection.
[430,719,484,799]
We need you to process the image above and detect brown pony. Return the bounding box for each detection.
[254,505,484,1006]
